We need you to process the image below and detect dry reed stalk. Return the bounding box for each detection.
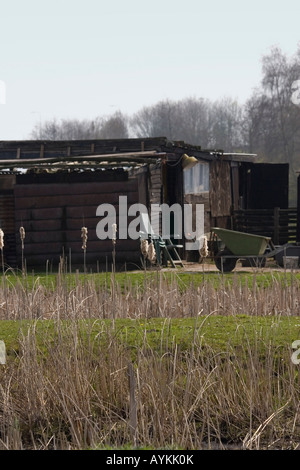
[81,227,88,274]
[81,227,88,250]
[0,228,4,272]
[243,399,292,450]
[19,226,26,276]
[0,308,299,450]
[0,228,8,318]
[140,239,148,258]
[19,226,25,249]
[112,223,117,270]
[199,235,209,261]
[112,223,117,245]
[147,242,156,264]
[0,271,299,321]
[111,224,117,320]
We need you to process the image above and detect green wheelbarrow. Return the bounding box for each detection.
[210,227,276,272]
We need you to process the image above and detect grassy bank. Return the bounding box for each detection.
[0,315,300,450]
[1,267,300,291]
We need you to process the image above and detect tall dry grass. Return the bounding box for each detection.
[0,270,299,320]
[0,270,299,449]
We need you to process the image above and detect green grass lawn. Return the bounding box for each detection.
[1,268,299,362]
[1,315,300,362]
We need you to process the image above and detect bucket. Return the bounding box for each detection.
[283,256,299,269]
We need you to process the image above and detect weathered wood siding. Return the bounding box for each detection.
[184,193,210,234]
[297,174,300,243]
[183,161,232,234]
[148,163,162,235]
[183,160,233,259]
[210,160,232,219]
[14,171,141,268]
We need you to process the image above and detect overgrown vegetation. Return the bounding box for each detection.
[0,267,300,449]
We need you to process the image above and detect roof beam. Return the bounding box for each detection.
[0,151,164,169]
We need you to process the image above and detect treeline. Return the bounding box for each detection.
[31,98,244,152]
[31,46,300,203]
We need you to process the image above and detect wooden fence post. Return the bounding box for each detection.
[127,362,137,446]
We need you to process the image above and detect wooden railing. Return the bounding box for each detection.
[232,208,298,244]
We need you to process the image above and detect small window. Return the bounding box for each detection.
[184,162,209,194]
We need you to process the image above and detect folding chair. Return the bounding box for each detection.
[139,212,184,268]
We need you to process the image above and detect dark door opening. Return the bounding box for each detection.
[239,163,289,210]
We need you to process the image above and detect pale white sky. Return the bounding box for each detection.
[0,0,299,140]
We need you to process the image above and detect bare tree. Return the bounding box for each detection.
[131,96,244,151]
[209,97,244,152]
[98,111,129,139]
[130,100,180,140]
[176,97,212,147]
[243,46,300,203]
[30,112,129,140]
[31,118,62,140]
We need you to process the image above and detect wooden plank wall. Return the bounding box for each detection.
[183,193,210,261]
[14,174,141,269]
[0,193,16,266]
[184,193,210,234]
[183,160,233,261]
[0,175,17,266]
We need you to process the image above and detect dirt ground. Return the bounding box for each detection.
[159,259,299,273]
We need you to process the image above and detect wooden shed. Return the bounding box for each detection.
[0,137,292,269]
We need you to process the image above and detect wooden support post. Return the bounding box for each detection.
[274,207,280,245]
[40,144,44,158]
